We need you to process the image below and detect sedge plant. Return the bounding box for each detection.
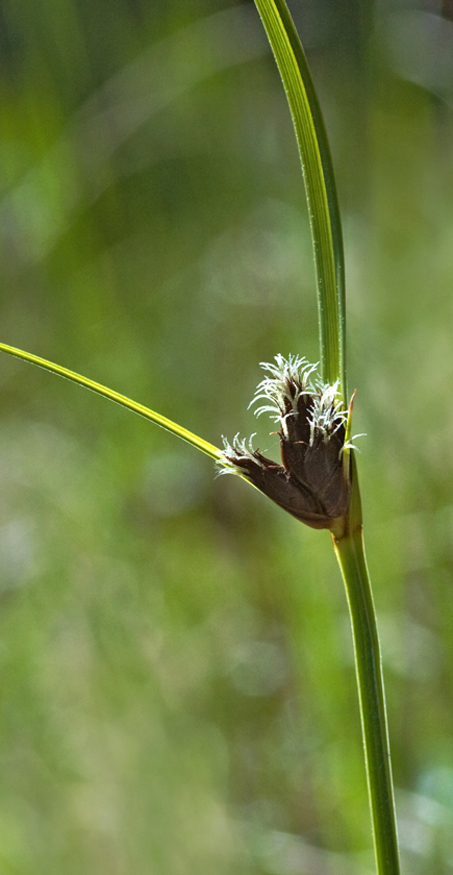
[0,1,400,873]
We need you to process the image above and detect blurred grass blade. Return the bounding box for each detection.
[0,342,221,461]
[252,0,346,395]
[0,6,267,266]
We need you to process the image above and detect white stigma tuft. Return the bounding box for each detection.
[249,354,319,424]
[308,380,348,444]
[216,433,264,477]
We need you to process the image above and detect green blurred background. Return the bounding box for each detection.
[1,1,453,872]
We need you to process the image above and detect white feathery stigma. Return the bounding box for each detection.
[216,433,263,476]
[308,379,348,444]
[248,355,349,445]
[218,356,363,478]
[343,433,367,453]
[249,354,319,423]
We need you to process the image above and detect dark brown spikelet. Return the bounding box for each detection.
[219,356,355,530]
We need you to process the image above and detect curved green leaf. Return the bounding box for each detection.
[253,0,346,395]
[0,342,221,461]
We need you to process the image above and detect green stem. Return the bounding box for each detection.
[332,469,400,875]
[252,6,400,868]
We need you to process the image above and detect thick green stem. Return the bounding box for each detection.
[332,478,400,874]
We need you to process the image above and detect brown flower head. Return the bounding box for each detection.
[218,355,360,530]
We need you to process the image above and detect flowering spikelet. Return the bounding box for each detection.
[218,434,266,476]
[218,356,358,530]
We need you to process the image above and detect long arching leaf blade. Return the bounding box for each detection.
[0,342,221,461]
[253,0,346,395]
